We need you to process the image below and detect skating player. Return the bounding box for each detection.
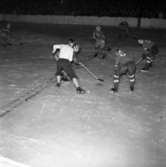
[111,49,136,93]
[92,25,107,59]
[0,22,12,47]
[118,21,129,39]
[138,39,159,72]
[52,39,86,94]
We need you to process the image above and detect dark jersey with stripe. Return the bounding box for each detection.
[115,50,134,66]
[93,30,105,41]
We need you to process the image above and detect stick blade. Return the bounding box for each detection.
[98,78,104,82]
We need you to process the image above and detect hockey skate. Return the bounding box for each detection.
[76,87,86,94]
[110,87,118,93]
[56,82,61,87]
[140,63,152,72]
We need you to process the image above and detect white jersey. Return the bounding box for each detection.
[52,44,74,62]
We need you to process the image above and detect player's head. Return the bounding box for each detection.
[68,38,80,53]
[138,39,144,45]
[96,25,102,31]
[115,48,126,57]
[68,38,75,47]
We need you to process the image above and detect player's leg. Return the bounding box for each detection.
[72,78,85,94]
[55,60,64,87]
[55,72,62,87]
[93,40,100,57]
[141,56,153,72]
[111,66,121,92]
[56,75,61,87]
[127,61,136,91]
[100,40,107,59]
[63,60,86,94]
[151,45,159,58]
[145,45,159,69]
[93,39,106,58]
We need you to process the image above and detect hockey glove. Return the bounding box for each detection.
[141,53,147,59]
[72,56,80,65]
[52,49,60,61]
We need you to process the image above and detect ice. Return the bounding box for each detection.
[0,24,166,167]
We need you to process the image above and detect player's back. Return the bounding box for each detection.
[58,44,74,62]
[119,56,133,65]
[115,49,134,66]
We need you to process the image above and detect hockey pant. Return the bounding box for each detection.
[113,61,136,90]
[56,59,77,80]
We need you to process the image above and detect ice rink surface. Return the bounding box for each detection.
[0,23,166,167]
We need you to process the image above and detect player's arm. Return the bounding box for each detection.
[52,44,61,61]
[53,49,60,61]
[52,44,61,53]
[72,44,81,65]
[114,52,120,67]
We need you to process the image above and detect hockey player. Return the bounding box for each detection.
[138,39,159,72]
[52,39,86,94]
[92,25,107,59]
[118,21,129,39]
[0,22,12,47]
[111,49,136,93]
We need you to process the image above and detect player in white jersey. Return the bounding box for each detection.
[52,39,86,94]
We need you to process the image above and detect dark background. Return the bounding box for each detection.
[0,0,166,18]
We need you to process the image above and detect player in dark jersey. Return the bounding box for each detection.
[92,25,107,59]
[138,39,159,72]
[111,49,136,93]
[0,22,12,47]
[118,21,129,39]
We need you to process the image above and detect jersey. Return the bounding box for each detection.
[52,44,74,62]
[114,50,134,67]
[119,21,129,30]
[93,30,105,41]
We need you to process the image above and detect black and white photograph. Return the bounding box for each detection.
[0,0,165,167]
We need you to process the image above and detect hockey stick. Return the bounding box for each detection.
[79,62,104,82]
[136,57,143,65]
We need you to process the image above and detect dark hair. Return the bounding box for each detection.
[68,38,75,43]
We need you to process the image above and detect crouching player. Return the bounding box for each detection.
[52,39,86,94]
[111,49,136,93]
[138,39,159,72]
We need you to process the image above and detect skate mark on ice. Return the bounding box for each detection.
[0,76,56,117]
[0,155,30,167]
